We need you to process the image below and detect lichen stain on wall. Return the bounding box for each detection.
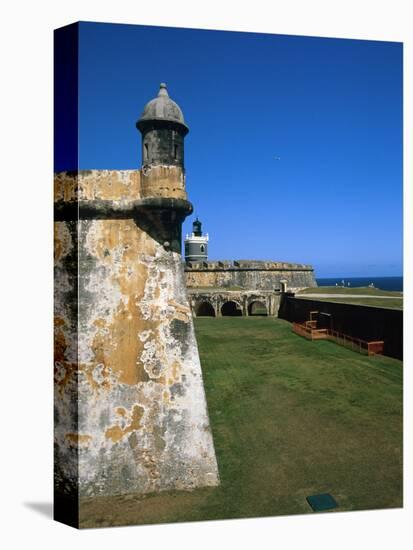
[105,404,145,443]
[75,217,219,496]
[54,169,219,499]
[79,170,141,201]
[54,170,141,202]
[82,219,153,387]
[54,220,80,494]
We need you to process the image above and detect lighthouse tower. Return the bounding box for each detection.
[185,218,209,262]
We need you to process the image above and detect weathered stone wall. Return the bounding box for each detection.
[141,165,186,200]
[54,169,142,202]
[185,260,317,292]
[54,170,219,500]
[142,126,185,167]
[54,217,79,508]
[188,289,281,317]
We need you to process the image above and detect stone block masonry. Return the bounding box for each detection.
[185,260,317,293]
[54,171,219,508]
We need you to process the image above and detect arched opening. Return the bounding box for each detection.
[248,301,268,316]
[196,301,216,317]
[221,301,243,317]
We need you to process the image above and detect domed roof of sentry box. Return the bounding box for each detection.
[137,83,189,134]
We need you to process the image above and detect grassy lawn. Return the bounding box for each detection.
[297,286,403,309]
[299,286,403,297]
[296,296,403,310]
[188,285,245,291]
[80,317,402,528]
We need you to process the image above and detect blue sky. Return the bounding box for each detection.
[73,22,402,278]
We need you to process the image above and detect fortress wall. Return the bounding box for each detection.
[185,266,317,291]
[54,170,219,501]
[54,216,79,515]
[54,169,142,202]
[188,290,281,317]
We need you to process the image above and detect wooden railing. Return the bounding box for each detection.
[292,322,329,341]
[292,322,384,356]
[366,341,385,356]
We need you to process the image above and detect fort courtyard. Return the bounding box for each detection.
[79,316,402,527]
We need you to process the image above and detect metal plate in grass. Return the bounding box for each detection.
[306,493,338,512]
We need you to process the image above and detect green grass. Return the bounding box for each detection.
[297,286,403,309]
[296,296,403,310]
[299,286,403,297]
[188,285,245,291]
[80,318,403,527]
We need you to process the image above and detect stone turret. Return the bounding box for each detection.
[134,83,192,254]
[54,81,219,526]
[136,83,189,204]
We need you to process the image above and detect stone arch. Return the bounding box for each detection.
[221,300,243,317]
[196,300,216,317]
[248,300,268,316]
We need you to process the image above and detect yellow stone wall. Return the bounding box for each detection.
[54,170,219,498]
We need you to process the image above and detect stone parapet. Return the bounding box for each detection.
[185,260,316,292]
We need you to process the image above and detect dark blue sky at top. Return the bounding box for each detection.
[75,22,403,277]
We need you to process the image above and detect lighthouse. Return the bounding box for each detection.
[185,217,209,262]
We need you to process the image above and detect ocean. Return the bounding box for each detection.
[316,276,403,292]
